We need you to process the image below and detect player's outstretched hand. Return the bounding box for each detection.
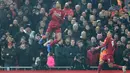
[95,46,100,50]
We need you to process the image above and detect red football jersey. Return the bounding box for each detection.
[100,37,117,55]
[49,8,65,25]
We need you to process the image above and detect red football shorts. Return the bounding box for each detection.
[100,54,114,63]
[46,22,61,33]
[100,50,114,63]
[46,26,61,33]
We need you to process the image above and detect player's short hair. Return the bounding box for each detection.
[107,30,113,35]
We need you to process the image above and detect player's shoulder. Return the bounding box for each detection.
[51,8,56,11]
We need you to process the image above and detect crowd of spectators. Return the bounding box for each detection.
[0,0,130,70]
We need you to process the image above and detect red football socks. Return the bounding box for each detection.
[113,64,122,69]
[50,39,60,46]
[97,64,103,73]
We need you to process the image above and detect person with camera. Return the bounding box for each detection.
[33,51,48,70]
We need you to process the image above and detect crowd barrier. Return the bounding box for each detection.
[0,66,98,71]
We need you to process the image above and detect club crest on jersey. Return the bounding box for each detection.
[54,11,61,16]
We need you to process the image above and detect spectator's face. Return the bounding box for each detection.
[68,15,72,21]
[20,43,26,49]
[73,23,78,31]
[90,15,95,22]
[92,9,97,15]
[125,29,129,35]
[71,19,76,24]
[65,38,70,45]
[95,26,100,32]
[77,42,83,48]
[25,27,31,33]
[127,43,130,49]
[97,34,102,40]
[67,30,72,36]
[127,32,130,38]
[98,3,102,9]
[39,28,43,34]
[83,20,88,26]
[82,12,86,17]
[121,24,126,30]
[85,25,90,30]
[18,11,23,16]
[80,16,85,21]
[80,31,86,39]
[42,16,47,21]
[35,35,40,41]
[92,21,97,27]
[75,5,80,11]
[121,36,126,43]
[113,17,118,22]
[13,20,18,25]
[87,3,92,9]
[91,37,96,43]
[7,36,13,43]
[58,40,63,45]
[20,27,24,32]
[104,26,108,32]
[117,41,121,46]
[40,8,45,14]
[71,40,75,46]
[99,12,104,18]
[114,25,119,31]
[108,20,113,25]
[114,34,118,40]
[25,0,30,5]
[40,21,45,27]
[10,4,14,10]
[104,11,110,17]
[23,16,28,22]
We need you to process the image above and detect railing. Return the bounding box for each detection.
[0,66,33,70]
[0,66,98,71]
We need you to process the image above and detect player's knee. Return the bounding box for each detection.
[108,63,113,68]
[56,33,61,40]
[99,61,104,65]
[57,38,61,41]
[46,32,50,37]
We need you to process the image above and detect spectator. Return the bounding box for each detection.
[68,38,79,65]
[14,26,29,45]
[74,5,81,22]
[72,23,81,41]
[122,41,130,69]
[33,51,48,70]
[17,37,33,66]
[9,19,19,37]
[1,36,16,67]
[47,52,55,68]
[72,53,85,70]
[80,0,87,12]
[54,39,65,66]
